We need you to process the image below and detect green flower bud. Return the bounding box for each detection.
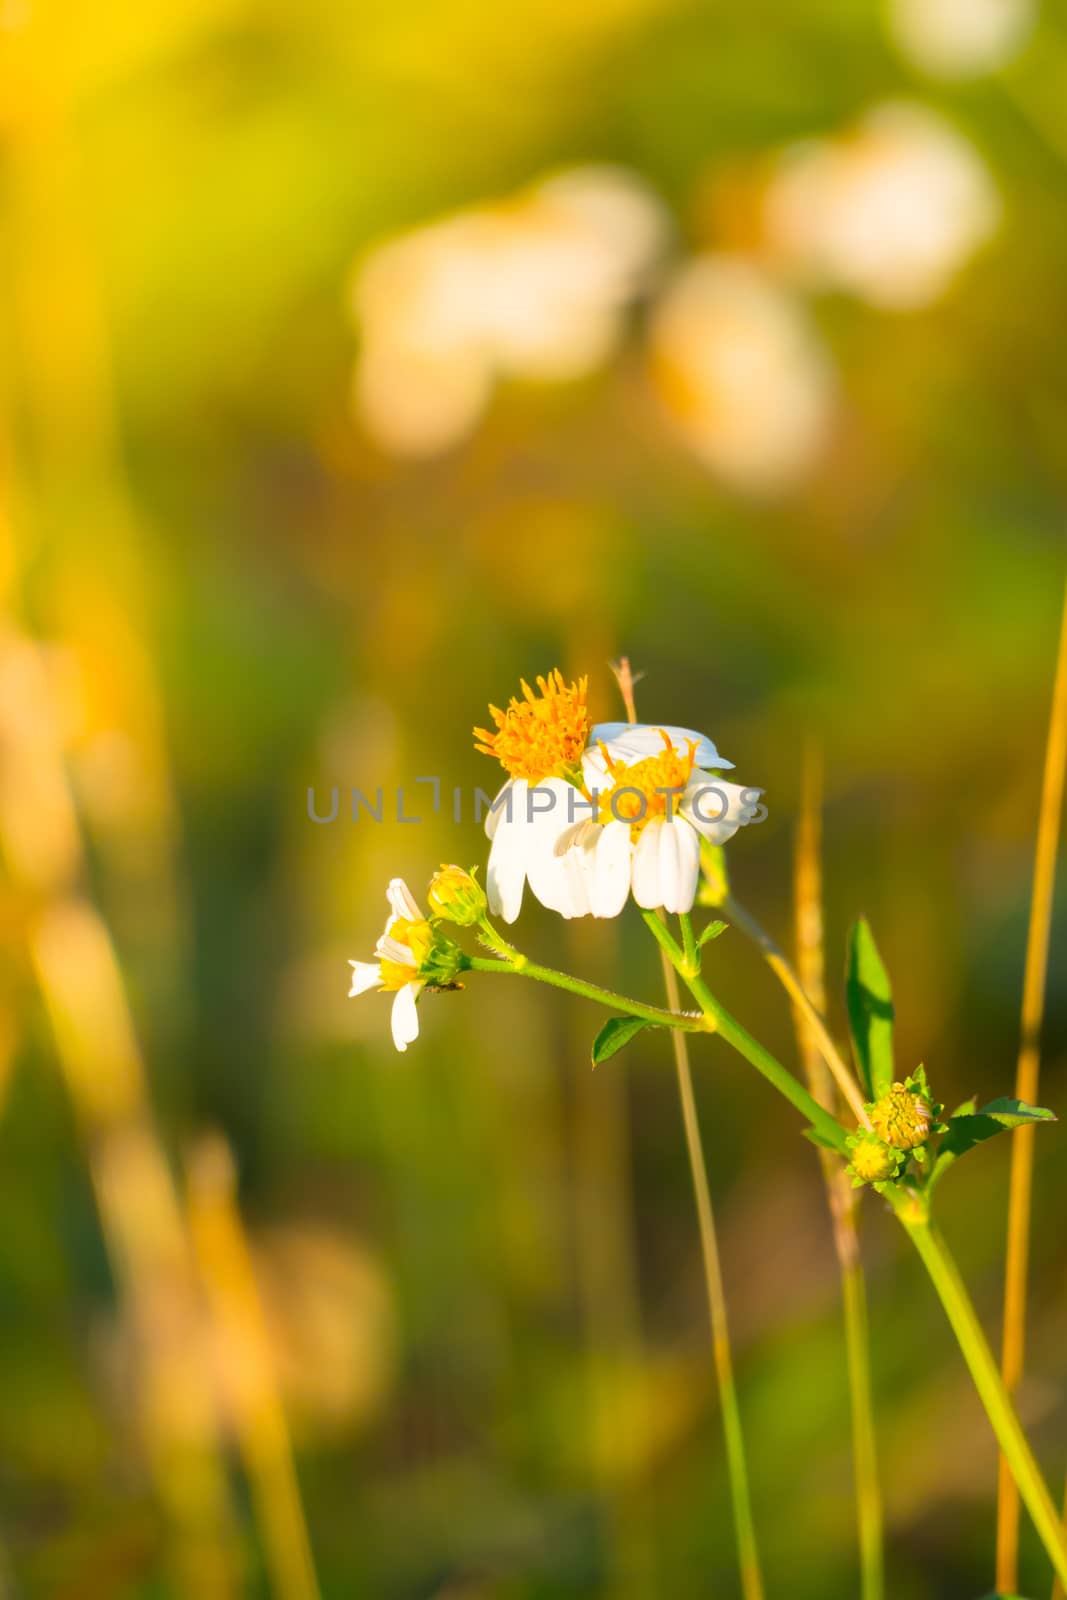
[427,864,487,927]
[846,1132,901,1187]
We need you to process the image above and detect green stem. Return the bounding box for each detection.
[892,1198,1067,1585]
[841,1256,883,1600]
[658,941,764,1600]
[640,912,848,1155]
[464,955,706,1034]
[679,910,699,976]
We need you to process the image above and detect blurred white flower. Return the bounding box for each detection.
[648,256,834,493]
[352,166,670,456]
[889,0,1035,80]
[765,103,999,310]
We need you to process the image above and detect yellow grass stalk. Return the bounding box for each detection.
[997,579,1067,1596]
[187,1137,322,1600]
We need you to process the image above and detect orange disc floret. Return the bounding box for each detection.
[474,670,590,782]
[595,730,698,837]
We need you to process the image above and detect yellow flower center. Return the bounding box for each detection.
[593,731,698,838]
[378,917,433,991]
[474,670,590,782]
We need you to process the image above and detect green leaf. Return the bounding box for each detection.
[802,1126,842,1154]
[697,919,727,949]
[845,917,895,1100]
[929,1099,1056,1191]
[591,1016,654,1066]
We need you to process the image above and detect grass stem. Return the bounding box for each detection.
[998,578,1067,1594]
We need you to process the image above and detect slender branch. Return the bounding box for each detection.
[723,892,871,1130]
[998,577,1067,1594]
[464,954,706,1033]
[658,937,764,1600]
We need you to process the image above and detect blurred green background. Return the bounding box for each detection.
[1,0,1066,1595]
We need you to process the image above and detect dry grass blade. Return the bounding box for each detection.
[996,579,1067,1596]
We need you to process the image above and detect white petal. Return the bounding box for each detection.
[348,960,382,997]
[376,935,418,966]
[632,817,666,909]
[486,806,528,923]
[483,779,515,842]
[681,776,760,844]
[591,721,734,771]
[589,820,633,918]
[386,878,423,922]
[559,828,595,917]
[661,817,701,914]
[390,982,420,1052]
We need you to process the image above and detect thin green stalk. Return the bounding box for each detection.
[641,911,848,1155]
[465,954,706,1034]
[658,941,764,1600]
[893,1200,1067,1587]
[841,1257,883,1600]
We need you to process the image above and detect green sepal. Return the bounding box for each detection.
[846,917,895,1100]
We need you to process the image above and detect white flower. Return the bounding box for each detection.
[765,103,999,310]
[352,166,669,457]
[648,256,835,494]
[888,0,1035,81]
[347,879,432,1052]
[550,723,760,918]
[474,670,593,925]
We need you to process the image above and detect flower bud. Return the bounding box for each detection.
[870,1081,932,1150]
[846,1132,900,1187]
[427,864,487,927]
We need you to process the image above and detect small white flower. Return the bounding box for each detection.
[348,879,431,1052]
[551,723,760,918]
[474,670,593,925]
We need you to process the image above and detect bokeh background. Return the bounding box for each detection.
[2,0,1067,1595]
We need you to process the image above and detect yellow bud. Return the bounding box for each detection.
[870,1082,931,1150]
[848,1136,898,1185]
[427,865,487,927]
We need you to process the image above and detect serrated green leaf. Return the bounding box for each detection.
[845,917,895,1100]
[697,919,727,949]
[591,1016,654,1066]
[929,1099,1056,1191]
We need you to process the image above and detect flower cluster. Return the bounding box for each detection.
[846,1067,946,1190]
[348,669,763,1050]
